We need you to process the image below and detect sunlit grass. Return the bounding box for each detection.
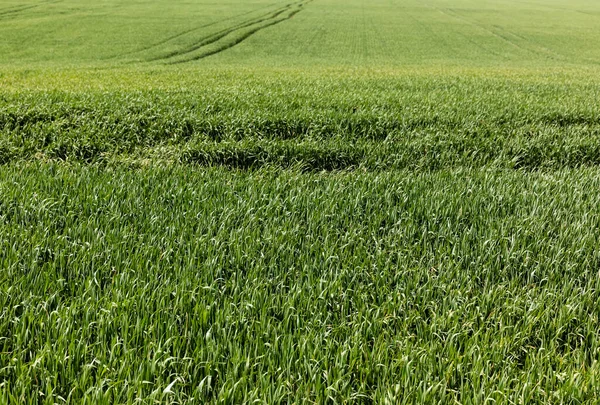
[2,0,600,402]
[2,164,600,403]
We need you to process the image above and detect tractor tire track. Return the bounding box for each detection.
[495,0,600,65]
[414,4,504,60]
[117,1,284,59]
[503,0,599,17]
[170,3,309,64]
[0,0,61,19]
[147,1,302,62]
[434,6,529,53]
[153,0,310,64]
[0,4,40,17]
[431,5,568,62]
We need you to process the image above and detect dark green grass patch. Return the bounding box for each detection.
[182,139,362,171]
[1,164,600,403]
[1,74,600,170]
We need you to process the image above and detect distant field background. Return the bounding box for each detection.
[2,0,600,404]
[1,0,600,67]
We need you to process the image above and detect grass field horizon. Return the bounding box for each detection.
[2,0,600,69]
[2,0,600,403]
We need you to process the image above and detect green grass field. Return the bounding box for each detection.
[1,0,600,403]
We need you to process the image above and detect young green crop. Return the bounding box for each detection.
[1,0,600,68]
[1,0,600,403]
[1,69,599,169]
[2,164,600,404]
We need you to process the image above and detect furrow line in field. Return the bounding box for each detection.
[0,4,30,14]
[433,5,569,62]
[0,4,41,18]
[487,14,600,65]
[170,5,307,64]
[118,1,285,59]
[148,1,304,62]
[434,6,529,53]
[0,0,61,19]
[504,0,599,17]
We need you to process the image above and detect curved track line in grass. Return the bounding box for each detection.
[433,6,533,53]
[415,3,508,61]
[147,4,293,61]
[430,4,571,63]
[172,5,307,64]
[150,3,294,60]
[0,0,61,19]
[424,4,526,54]
[115,1,284,59]
[149,0,310,64]
[482,8,600,65]
[0,4,40,17]
[0,5,41,18]
[149,1,306,63]
[503,0,600,17]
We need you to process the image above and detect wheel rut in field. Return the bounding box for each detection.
[0,0,61,19]
[429,2,600,65]
[149,2,298,61]
[116,1,284,59]
[148,0,311,64]
[429,4,569,62]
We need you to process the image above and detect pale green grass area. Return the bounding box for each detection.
[1,0,600,67]
[2,0,600,403]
